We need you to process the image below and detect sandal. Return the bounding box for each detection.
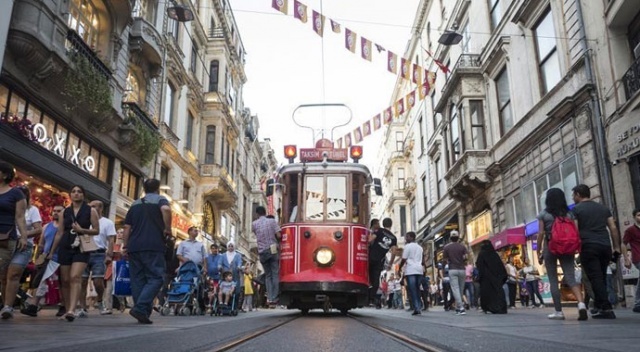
[64,312,75,322]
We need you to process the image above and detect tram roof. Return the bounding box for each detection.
[278,162,373,179]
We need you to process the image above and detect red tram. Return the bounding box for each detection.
[266,136,382,315]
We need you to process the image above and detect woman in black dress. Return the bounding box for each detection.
[48,185,99,321]
[476,240,508,314]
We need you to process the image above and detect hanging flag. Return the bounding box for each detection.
[387,51,397,74]
[412,63,423,84]
[401,58,411,80]
[354,127,363,143]
[336,137,343,148]
[361,37,372,61]
[418,80,430,100]
[427,70,437,85]
[425,50,450,74]
[383,108,393,124]
[362,120,372,137]
[395,98,405,117]
[373,114,382,130]
[375,44,385,53]
[344,133,352,147]
[272,0,288,14]
[294,0,307,23]
[406,90,416,109]
[330,19,341,33]
[312,10,324,37]
[345,28,357,53]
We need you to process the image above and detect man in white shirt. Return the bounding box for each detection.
[399,231,424,316]
[176,227,207,272]
[79,201,117,316]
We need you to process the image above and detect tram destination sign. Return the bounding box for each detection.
[299,148,348,162]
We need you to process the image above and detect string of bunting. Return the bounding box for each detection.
[272,0,445,148]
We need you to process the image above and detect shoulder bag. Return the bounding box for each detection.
[73,205,98,253]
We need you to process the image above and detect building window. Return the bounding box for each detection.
[205,125,216,164]
[182,183,190,203]
[68,0,99,47]
[422,175,428,211]
[124,71,141,104]
[160,165,169,186]
[209,60,219,92]
[398,168,405,190]
[418,116,425,154]
[534,9,561,94]
[489,0,501,31]
[186,113,194,151]
[170,19,180,41]
[164,83,176,129]
[395,131,404,152]
[461,22,470,53]
[470,100,486,149]
[190,41,198,74]
[221,132,226,168]
[449,104,461,164]
[431,91,441,129]
[119,167,138,199]
[399,205,407,236]
[435,158,445,199]
[496,68,513,135]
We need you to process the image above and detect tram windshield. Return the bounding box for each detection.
[305,176,347,221]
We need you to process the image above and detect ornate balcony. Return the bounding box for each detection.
[623,56,640,101]
[404,177,417,198]
[444,150,492,202]
[159,122,180,148]
[129,18,163,76]
[437,54,484,112]
[200,164,237,210]
[66,30,112,79]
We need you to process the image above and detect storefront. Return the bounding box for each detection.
[491,226,525,267]
[466,210,492,258]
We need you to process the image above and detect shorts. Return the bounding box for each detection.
[57,247,90,266]
[82,251,107,278]
[0,239,17,273]
[10,242,34,268]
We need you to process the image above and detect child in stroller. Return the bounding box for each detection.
[214,271,237,316]
[160,261,205,316]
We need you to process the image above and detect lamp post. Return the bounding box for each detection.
[167,1,194,22]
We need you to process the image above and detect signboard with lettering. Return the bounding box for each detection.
[299,148,348,162]
[616,123,640,158]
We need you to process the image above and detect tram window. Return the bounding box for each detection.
[352,176,360,223]
[326,176,347,220]
[288,174,299,223]
[305,176,324,220]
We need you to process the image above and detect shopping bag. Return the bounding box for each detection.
[113,260,131,296]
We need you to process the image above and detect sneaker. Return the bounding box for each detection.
[548,311,565,320]
[100,309,113,315]
[20,304,38,317]
[76,309,88,318]
[458,309,467,315]
[591,309,616,319]
[1,306,14,319]
[632,306,640,313]
[578,303,588,321]
[56,306,66,317]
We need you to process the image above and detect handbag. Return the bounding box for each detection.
[113,260,132,296]
[79,234,99,253]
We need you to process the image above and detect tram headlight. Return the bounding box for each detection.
[314,247,335,267]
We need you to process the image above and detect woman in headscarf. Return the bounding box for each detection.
[475,240,508,314]
[219,241,243,285]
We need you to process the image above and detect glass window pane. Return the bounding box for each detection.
[514,193,523,225]
[501,103,513,132]
[541,50,561,93]
[305,176,324,220]
[8,92,27,118]
[98,154,109,183]
[327,176,346,220]
[26,105,42,123]
[535,12,557,59]
[0,85,9,114]
[505,198,515,228]
[497,70,510,108]
[522,183,537,221]
[535,176,549,212]
[562,156,578,204]
[548,168,562,190]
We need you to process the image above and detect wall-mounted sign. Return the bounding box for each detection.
[616,123,640,158]
[32,123,96,172]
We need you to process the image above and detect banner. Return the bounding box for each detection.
[312,10,324,37]
[401,58,411,80]
[345,28,357,53]
[330,19,341,33]
[354,126,363,143]
[387,51,397,74]
[384,108,393,124]
[412,63,422,84]
[344,133,352,147]
[363,120,372,137]
[373,114,381,131]
[361,37,372,61]
[395,98,405,117]
[406,90,416,109]
[294,0,307,23]
[272,0,288,15]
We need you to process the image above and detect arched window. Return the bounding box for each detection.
[124,71,141,104]
[68,0,100,47]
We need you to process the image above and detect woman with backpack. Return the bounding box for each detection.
[536,188,588,321]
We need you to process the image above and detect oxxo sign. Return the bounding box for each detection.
[32,123,96,172]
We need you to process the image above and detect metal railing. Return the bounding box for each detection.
[66,29,111,78]
[122,102,156,130]
[623,56,640,101]
[451,53,481,72]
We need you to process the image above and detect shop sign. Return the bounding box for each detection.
[466,210,492,243]
[32,123,96,173]
[171,215,192,234]
[616,123,640,158]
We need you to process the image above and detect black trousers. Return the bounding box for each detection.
[580,244,613,310]
[507,282,517,307]
[368,261,384,305]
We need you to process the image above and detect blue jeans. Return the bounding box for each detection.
[129,251,166,317]
[259,251,279,302]
[464,282,475,308]
[405,275,422,313]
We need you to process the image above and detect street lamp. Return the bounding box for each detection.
[438,30,463,46]
[167,1,194,22]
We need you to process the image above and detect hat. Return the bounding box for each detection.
[450,230,460,238]
[227,241,235,247]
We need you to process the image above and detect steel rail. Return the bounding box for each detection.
[348,314,447,352]
[210,315,299,351]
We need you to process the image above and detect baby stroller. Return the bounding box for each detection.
[212,281,238,316]
[160,261,205,316]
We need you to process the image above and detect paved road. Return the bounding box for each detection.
[1,306,638,351]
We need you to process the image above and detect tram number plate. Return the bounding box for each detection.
[299,148,348,162]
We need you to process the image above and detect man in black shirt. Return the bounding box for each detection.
[368,218,398,308]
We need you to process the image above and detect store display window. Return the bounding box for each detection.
[11,171,70,225]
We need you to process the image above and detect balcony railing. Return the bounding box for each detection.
[122,102,156,130]
[66,29,111,79]
[160,122,180,147]
[209,27,224,39]
[623,56,640,101]
[451,53,481,71]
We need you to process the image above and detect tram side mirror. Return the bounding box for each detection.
[373,178,383,196]
[266,179,275,197]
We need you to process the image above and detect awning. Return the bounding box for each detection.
[525,220,538,237]
[418,214,459,243]
[491,226,526,250]
[470,234,491,247]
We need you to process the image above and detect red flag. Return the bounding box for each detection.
[387,51,397,74]
[361,37,372,61]
[362,121,372,137]
[384,108,393,124]
[312,10,324,37]
[336,137,343,148]
[401,58,411,80]
[344,133,352,147]
[354,127,363,143]
[425,50,450,74]
[418,80,430,100]
[395,98,405,117]
[294,0,307,23]
[406,90,416,109]
[330,19,341,33]
[345,28,357,53]
[412,64,422,84]
[373,114,382,130]
[272,0,288,14]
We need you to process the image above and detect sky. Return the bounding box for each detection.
[229,0,420,171]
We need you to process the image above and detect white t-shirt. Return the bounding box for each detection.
[17,205,42,244]
[92,217,117,250]
[402,242,424,276]
[177,240,206,266]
